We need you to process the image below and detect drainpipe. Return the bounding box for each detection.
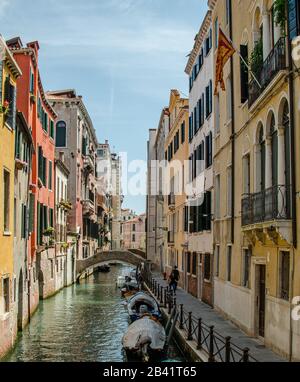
[286,0,297,362]
[229,0,235,244]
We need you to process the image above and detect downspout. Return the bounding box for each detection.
[229,0,235,244]
[286,0,297,362]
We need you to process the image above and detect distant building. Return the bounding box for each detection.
[123,214,146,251]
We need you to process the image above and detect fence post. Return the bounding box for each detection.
[160,286,164,304]
[187,312,193,341]
[225,336,231,362]
[243,348,250,362]
[208,326,215,362]
[197,318,202,350]
[179,304,184,329]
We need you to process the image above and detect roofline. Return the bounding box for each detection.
[0,35,22,78]
[184,10,212,75]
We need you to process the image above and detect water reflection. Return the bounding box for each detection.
[4,264,183,362]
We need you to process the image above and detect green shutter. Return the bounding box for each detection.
[48,161,52,190]
[29,194,35,233]
[38,146,43,180]
[37,202,41,245]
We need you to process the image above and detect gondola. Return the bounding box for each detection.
[126,292,162,322]
[97,264,110,273]
[122,316,166,362]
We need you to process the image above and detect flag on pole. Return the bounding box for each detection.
[214,28,236,95]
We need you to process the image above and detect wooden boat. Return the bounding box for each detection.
[126,292,161,322]
[122,316,166,362]
[98,264,110,273]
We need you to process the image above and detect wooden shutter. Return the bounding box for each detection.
[240,45,249,104]
[38,146,43,180]
[201,94,205,125]
[288,0,299,39]
[29,194,35,233]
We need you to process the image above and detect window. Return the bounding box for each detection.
[215,175,221,219]
[48,161,53,191]
[30,68,34,94]
[29,194,35,234]
[215,246,220,277]
[132,234,136,243]
[243,154,250,194]
[3,277,10,313]
[181,122,185,143]
[240,45,249,103]
[242,249,251,288]
[226,76,232,121]
[21,204,27,239]
[270,114,278,187]
[187,252,191,273]
[226,0,230,25]
[50,120,55,139]
[227,166,232,217]
[4,76,16,129]
[204,254,211,281]
[280,251,290,301]
[215,94,220,134]
[192,253,197,276]
[227,246,232,282]
[205,133,213,168]
[189,114,193,142]
[3,169,10,232]
[56,121,67,147]
[132,224,136,232]
[215,18,219,49]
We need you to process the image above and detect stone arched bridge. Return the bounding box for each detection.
[76,250,147,279]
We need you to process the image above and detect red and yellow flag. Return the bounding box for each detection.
[214,28,235,95]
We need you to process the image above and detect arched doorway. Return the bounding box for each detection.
[17,269,24,331]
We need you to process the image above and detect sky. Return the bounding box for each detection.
[0,0,208,214]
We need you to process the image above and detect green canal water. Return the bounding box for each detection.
[4,264,184,362]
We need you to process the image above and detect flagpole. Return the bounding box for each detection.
[219,27,262,89]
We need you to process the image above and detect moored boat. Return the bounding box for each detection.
[126,292,161,322]
[122,316,166,362]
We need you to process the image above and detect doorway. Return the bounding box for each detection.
[17,269,23,331]
[255,264,266,338]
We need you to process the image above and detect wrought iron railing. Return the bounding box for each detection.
[249,37,287,107]
[142,271,258,363]
[242,185,291,227]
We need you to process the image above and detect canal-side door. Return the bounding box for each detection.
[255,264,266,338]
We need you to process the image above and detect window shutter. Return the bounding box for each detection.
[206,86,209,118]
[11,86,16,130]
[205,135,209,168]
[240,45,249,103]
[49,161,52,190]
[209,80,213,114]
[288,0,298,39]
[201,94,205,125]
[38,146,43,180]
[29,194,35,233]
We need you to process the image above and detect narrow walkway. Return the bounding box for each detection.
[152,274,285,362]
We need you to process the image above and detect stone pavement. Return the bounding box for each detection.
[151,273,285,362]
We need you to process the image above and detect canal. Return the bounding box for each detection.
[4,264,184,362]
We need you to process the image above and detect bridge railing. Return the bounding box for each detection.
[142,270,258,363]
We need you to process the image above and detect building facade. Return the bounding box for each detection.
[164,90,189,288]
[209,0,300,360]
[185,11,214,305]
[13,111,34,334]
[46,89,99,261]
[111,153,122,250]
[0,36,22,358]
[122,214,146,251]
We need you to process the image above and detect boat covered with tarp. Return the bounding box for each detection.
[126,292,161,322]
[122,316,166,362]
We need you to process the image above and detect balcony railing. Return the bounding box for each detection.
[241,185,291,227]
[249,37,287,107]
[168,231,174,244]
[83,154,95,173]
[168,193,175,209]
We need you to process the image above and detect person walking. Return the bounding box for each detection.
[169,266,180,294]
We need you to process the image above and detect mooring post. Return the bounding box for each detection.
[179,304,184,329]
[243,348,250,362]
[225,336,231,362]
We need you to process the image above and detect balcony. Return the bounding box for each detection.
[82,199,95,216]
[168,193,175,210]
[83,154,95,173]
[168,231,174,245]
[241,185,292,245]
[249,37,287,107]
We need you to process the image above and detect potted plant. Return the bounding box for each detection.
[274,0,286,34]
[43,227,55,237]
[249,38,263,77]
[0,100,9,116]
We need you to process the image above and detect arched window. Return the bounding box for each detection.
[282,102,291,187]
[270,114,278,187]
[55,121,66,148]
[258,125,265,191]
